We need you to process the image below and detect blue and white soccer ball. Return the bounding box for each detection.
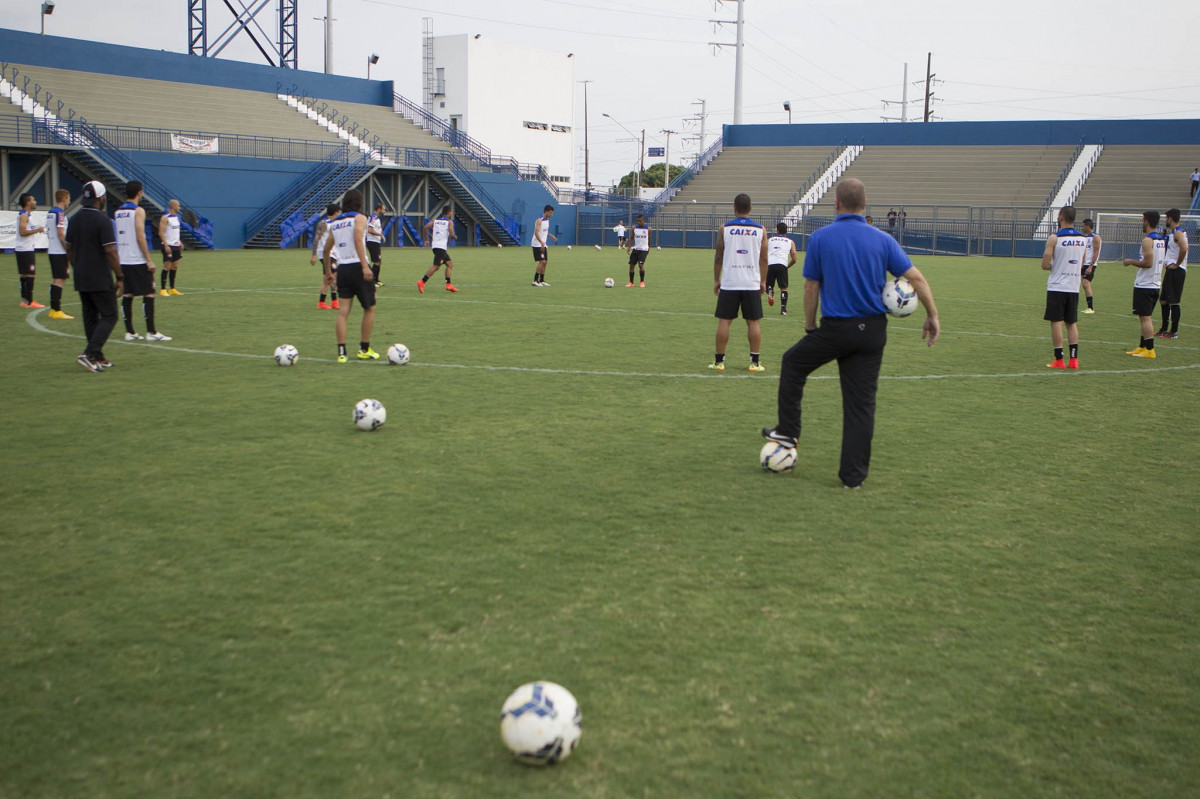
[273,344,299,366]
[882,277,918,317]
[353,398,386,431]
[603,277,615,288]
[760,441,797,474]
[500,681,582,766]
[386,343,410,365]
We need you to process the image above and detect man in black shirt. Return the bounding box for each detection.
[65,181,121,372]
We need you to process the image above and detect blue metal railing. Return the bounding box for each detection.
[650,136,724,204]
[243,145,354,240]
[786,139,848,210]
[1034,137,1087,227]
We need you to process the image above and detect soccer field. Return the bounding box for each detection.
[2,246,1198,798]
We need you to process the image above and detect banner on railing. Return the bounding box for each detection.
[171,134,219,155]
[0,211,50,251]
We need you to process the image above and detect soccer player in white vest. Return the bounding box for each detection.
[1040,206,1086,369]
[1157,208,1189,339]
[322,189,378,362]
[366,202,385,286]
[614,220,627,248]
[1121,210,1168,359]
[766,222,797,315]
[1079,218,1101,314]
[311,203,340,309]
[710,193,769,372]
[419,205,458,293]
[626,214,650,287]
[46,188,73,319]
[531,205,556,286]
[158,199,184,296]
[15,192,45,308]
[116,181,171,342]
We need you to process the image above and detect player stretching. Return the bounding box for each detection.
[531,205,556,286]
[1080,218,1100,314]
[367,202,385,286]
[46,189,73,319]
[766,222,797,315]
[322,189,378,363]
[15,193,45,308]
[158,200,184,296]
[312,204,340,309]
[1122,211,1167,359]
[1157,208,1189,339]
[116,181,171,342]
[626,214,650,286]
[710,193,768,372]
[418,205,458,293]
[1040,206,1086,369]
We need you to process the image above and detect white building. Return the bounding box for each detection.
[426,34,574,185]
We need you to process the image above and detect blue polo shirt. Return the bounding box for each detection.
[802,214,913,318]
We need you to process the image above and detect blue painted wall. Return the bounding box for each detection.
[471,172,567,244]
[725,118,1200,147]
[0,27,392,106]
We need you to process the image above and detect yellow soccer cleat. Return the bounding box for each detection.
[1125,347,1145,356]
[168,288,183,296]
[357,347,381,361]
[748,363,766,372]
[1130,348,1157,359]
[160,288,170,296]
[47,309,75,320]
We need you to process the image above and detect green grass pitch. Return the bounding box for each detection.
[2,245,1198,798]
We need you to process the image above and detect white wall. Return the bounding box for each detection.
[431,35,574,184]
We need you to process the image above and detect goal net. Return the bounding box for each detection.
[1094,212,1200,262]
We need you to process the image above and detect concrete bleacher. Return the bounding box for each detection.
[8,63,346,144]
[804,145,1076,218]
[665,146,835,206]
[289,96,459,154]
[1071,145,1200,212]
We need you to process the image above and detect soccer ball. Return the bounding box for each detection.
[760,441,797,474]
[567,245,573,250]
[656,245,662,250]
[497,243,503,248]
[594,244,602,251]
[604,277,615,288]
[500,681,582,766]
[353,398,386,431]
[273,344,298,366]
[386,343,410,365]
[882,277,918,317]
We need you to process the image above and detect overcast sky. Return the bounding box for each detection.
[18,0,1200,188]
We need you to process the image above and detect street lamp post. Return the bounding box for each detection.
[661,129,677,190]
[783,100,791,124]
[40,0,55,35]
[367,53,379,79]
[578,80,592,192]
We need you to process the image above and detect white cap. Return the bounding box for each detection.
[81,180,106,201]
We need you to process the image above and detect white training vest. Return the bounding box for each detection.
[631,225,650,251]
[720,217,763,291]
[47,207,67,256]
[329,212,363,266]
[366,213,383,244]
[1166,228,1188,271]
[1134,233,1167,289]
[163,214,182,247]
[1083,232,1099,266]
[15,210,37,252]
[114,202,147,265]
[767,235,792,266]
[430,217,451,250]
[531,217,550,247]
[1046,227,1086,293]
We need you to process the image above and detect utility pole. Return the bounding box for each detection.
[923,52,934,123]
[708,0,745,125]
[684,99,707,157]
[314,0,334,74]
[638,128,645,195]
[661,129,677,188]
[579,80,592,190]
[902,62,908,122]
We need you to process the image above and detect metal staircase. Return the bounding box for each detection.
[243,146,378,248]
[403,149,520,245]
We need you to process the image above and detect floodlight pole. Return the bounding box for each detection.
[324,0,333,74]
[733,0,744,125]
[579,80,593,191]
[661,129,676,189]
[923,52,934,123]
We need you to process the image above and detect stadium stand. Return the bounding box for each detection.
[665,146,834,206]
[1071,145,1200,212]
[280,94,460,154]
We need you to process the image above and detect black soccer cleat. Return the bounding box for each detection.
[761,427,797,448]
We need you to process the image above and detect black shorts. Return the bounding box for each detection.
[15,251,35,275]
[532,246,548,263]
[715,289,764,321]
[121,264,155,296]
[163,245,182,264]
[432,248,451,266]
[1132,287,1160,316]
[367,240,382,265]
[336,263,377,309]
[767,263,790,290]
[1160,269,1187,304]
[49,253,69,280]
[628,249,649,267]
[1043,291,1079,323]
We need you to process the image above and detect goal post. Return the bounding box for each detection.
[1094,212,1200,262]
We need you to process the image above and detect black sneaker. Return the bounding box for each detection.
[761,427,797,448]
[76,354,102,372]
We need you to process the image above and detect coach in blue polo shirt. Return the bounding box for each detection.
[763,178,940,489]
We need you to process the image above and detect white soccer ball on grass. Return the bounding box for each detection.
[273,344,299,366]
[386,343,410,365]
[567,245,572,250]
[353,398,386,431]
[882,277,918,317]
[760,441,797,474]
[500,681,582,766]
[604,277,615,288]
